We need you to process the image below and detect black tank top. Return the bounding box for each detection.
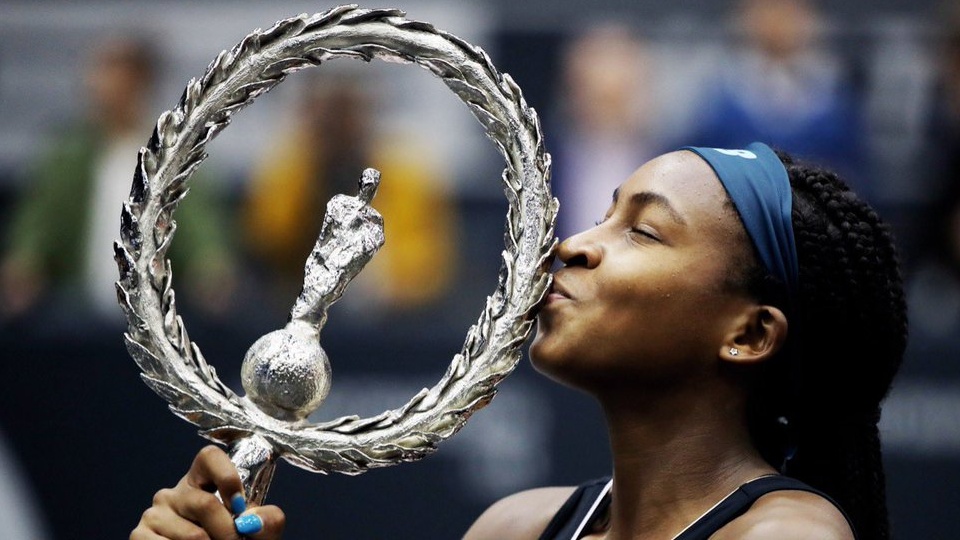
[537,475,856,540]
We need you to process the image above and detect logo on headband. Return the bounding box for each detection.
[713,148,758,159]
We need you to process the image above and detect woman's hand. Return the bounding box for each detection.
[131,445,286,540]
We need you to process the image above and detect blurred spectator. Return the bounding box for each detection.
[680,0,871,200]
[0,33,238,325]
[904,3,960,337]
[549,23,665,240]
[0,426,50,540]
[241,70,457,317]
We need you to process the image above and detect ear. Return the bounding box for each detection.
[719,305,788,365]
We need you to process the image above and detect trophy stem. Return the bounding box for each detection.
[229,434,278,506]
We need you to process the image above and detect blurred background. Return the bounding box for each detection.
[0,0,957,538]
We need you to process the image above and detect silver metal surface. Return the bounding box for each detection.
[116,4,557,505]
[241,168,384,422]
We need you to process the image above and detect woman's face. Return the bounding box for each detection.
[530,150,755,391]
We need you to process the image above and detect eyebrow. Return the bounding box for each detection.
[612,187,687,226]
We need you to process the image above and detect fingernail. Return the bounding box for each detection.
[235,513,263,535]
[230,493,246,515]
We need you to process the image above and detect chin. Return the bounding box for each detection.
[529,352,596,396]
[529,332,572,378]
[528,328,550,364]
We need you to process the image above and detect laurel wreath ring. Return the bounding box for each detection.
[115,4,557,483]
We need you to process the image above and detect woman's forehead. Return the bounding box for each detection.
[619,151,731,220]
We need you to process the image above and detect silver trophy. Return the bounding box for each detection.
[115,4,557,505]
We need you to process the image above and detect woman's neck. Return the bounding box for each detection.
[594,383,776,539]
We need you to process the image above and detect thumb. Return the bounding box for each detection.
[234,505,286,540]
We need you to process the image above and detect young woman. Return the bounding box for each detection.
[131,142,906,539]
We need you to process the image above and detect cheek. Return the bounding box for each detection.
[527,258,731,383]
[529,297,646,383]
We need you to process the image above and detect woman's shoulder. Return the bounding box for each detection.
[712,489,856,540]
[462,485,577,540]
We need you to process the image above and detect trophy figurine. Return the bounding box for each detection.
[241,167,384,425]
[115,4,557,506]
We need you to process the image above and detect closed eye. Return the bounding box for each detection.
[630,226,662,242]
[596,217,662,243]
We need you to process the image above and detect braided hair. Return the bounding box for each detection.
[742,150,908,540]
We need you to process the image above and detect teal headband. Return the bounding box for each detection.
[681,142,799,304]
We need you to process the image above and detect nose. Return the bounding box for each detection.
[556,228,601,269]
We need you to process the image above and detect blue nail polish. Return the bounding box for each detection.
[235,514,263,535]
[231,493,246,515]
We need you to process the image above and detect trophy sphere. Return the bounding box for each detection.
[241,320,332,421]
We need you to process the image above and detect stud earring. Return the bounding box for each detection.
[729,347,740,356]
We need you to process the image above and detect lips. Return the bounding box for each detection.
[546,277,572,303]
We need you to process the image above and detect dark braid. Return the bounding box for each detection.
[745,150,908,540]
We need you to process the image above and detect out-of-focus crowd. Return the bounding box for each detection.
[3,0,958,335]
[0,1,957,538]
[0,36,458,329]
